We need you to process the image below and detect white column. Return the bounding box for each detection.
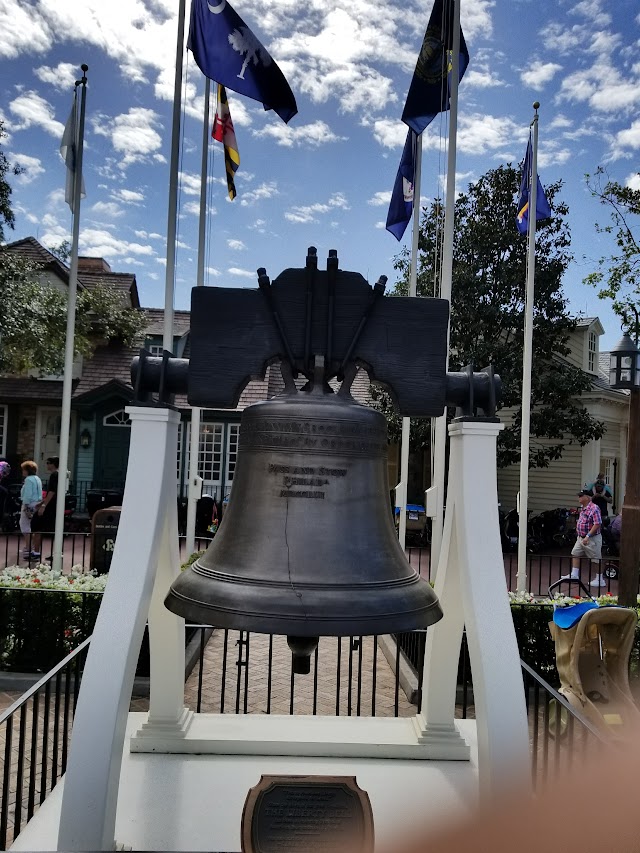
[57,407,189,851]
[581,438,601,489]
[416,420,530,796]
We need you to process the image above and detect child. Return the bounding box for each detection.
[20,460,42,560]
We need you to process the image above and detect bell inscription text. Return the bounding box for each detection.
[241,775,374,853]
[240,415,387,457]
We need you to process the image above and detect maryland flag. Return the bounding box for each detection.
[212,84,240,200]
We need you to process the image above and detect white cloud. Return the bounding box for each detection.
[612,119,640,157]
[78,228,156,259]
[34,62,78,90]
[92,107,163,169]
[626,172,640,191]
[90,201,124,218]
[228,267,255,278]
[9,90,64,137]
[368,191,391,206]
[520,61,562,89]
[0,5,51,58]
[253,120,346,148]
[11,153,45,183]
[227,239,247,250]
[285,192,350,224]
[205,266,221,277]
[239,181,279,207]
[370,118,408,149]
[112,188,145,203]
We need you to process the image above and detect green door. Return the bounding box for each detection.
[95,408,131,486]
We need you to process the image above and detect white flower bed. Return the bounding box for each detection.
[0,565,107,592]
[508,589,640,608]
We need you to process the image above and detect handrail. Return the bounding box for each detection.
[520,658,607,741]
[0,636,92,724]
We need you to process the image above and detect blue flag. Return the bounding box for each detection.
[402,0,469,136]
[516,134,552,234]
[386,129,416,241]
[188,0,297,124]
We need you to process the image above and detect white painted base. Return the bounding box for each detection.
[411,715,471,760]
[129,711,473,760]
[132,707,194,742]
[12,714,479,853]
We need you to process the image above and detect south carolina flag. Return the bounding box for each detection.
[212,84,240,200]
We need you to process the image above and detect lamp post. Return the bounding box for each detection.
[608,332,640,607]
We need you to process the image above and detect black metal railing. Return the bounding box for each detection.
[184,629,416,718]
[0,625,614,848]
[521,659,607,790]
[0,637,90,850]
[0,533,214,571]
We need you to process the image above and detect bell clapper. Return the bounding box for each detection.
[287,636,320,675]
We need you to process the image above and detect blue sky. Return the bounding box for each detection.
[1,0,639,349]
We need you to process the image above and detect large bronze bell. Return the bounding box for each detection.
[165,361,443,673]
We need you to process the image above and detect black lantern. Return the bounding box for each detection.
[80,428,92,449]
[609,333,640,391]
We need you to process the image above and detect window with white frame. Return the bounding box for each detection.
[176,421,184,483]
[148,344,164,357]
[199,423,224,494]
[103,409,132,426]
[0,405,7,457]
[602,458,613,487]
[225,424,240,488]
[588,331,597,373]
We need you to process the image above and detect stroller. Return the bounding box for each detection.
[548,578,640,738]
[394,504,429,547]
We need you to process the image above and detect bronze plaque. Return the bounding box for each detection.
[241,775,374,853]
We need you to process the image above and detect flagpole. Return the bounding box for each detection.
[430,0,461,573]
[51,66,88,574]
[398,132,422,550]
[516,102,540,593]
[185,76,211,555]
[163,0,186,353]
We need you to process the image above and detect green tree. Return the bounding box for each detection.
[0,251,148,376]
[0,120,20,242]
[584,167,640,333]
[0,125,147,375]
[375,164,604,468]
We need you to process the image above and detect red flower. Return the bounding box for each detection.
[33,578,41,584]
[68,578,74,583]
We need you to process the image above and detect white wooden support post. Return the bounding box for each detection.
[57,407,190,851]
[416,419,530,797]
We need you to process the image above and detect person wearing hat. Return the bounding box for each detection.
[562,490,604,587]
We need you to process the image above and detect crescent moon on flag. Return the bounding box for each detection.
[207,0,227,12]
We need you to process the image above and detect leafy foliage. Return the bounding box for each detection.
[584,167,640,333]
[0,120,20,243]
[0,251,147,376]
[375,164,604,468]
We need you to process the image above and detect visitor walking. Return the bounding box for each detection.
[32,456,60,559]
[562,490,604,587]
[20,460,42,560]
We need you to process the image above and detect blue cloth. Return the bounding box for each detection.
[188,0,297,124]
[553,600,599,630]
[386,129,416,241]
[395,504,425,515]
[516,134,552,234]
[21,475,42,506]
[401,0,469,136]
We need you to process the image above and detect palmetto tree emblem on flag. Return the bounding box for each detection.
[228,27,272,79]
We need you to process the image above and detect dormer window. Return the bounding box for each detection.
[587,330,597,373]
